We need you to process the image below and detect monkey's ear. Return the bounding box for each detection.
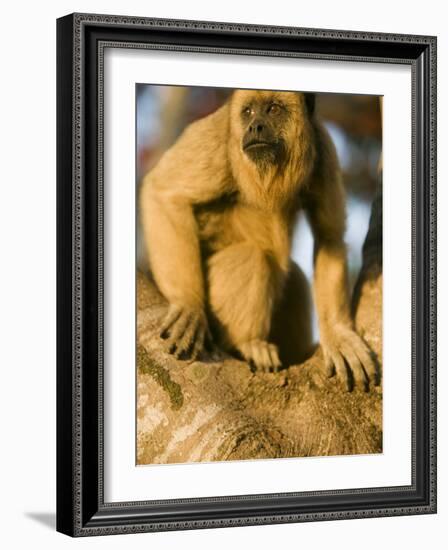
[304,93,316,117]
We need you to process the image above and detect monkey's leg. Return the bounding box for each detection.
[206,243,284,372]
[269,261,315,367]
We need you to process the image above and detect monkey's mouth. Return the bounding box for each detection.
[243,140,276,151]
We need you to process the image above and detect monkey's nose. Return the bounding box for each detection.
[249,121,265,134]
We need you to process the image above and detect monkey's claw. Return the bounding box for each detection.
[159,303,212,361]
[321,326,379,391]
[239,339,282,373]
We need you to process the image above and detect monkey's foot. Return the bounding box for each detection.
[159,303,212,361]
[238,339,282,373]
[320,325,379,392]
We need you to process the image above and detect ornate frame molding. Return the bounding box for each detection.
[57,13,437,536]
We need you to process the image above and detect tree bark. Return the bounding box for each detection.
[137,193,383,464]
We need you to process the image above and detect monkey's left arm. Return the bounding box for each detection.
[306,130,378,391]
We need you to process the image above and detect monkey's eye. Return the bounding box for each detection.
[267,103,282,115]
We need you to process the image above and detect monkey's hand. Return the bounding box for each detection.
[159,303,212,361]
[320,325,378,391]
[238,339,282,373]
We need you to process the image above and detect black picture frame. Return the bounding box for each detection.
[56,13,437,537]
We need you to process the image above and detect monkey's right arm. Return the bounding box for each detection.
[140,109,231,359]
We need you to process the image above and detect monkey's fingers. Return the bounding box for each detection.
[190,325,206,361]
[328,349,350,391]
[165,312,192,354]
[257,342,273,372]
[173,316,200,359]
[340,344,368,392]
[337,330,379,388]
[323,349,336,378]
[350,338,379,386]
[239,341,258,369]
[159,305,182,339]
[268,344,282,373]
[239,340,281,373]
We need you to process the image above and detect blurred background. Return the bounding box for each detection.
[136,85,382,337]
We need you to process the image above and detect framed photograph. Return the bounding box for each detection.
[56,13,437,536]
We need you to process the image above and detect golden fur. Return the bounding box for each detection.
[140,89,377,389]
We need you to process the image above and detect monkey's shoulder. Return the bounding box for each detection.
[151,103,231,186]
[175,103,230,157]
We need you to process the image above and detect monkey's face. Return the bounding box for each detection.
[230,90,313,169]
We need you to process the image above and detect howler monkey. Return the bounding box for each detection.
[140,89,377,390]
